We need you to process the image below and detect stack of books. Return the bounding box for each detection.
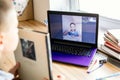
[101,29,120,60]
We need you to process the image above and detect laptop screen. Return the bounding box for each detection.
[48,11,99,47]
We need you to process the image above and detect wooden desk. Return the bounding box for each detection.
[1,20,119,80]
[52,53,120,80]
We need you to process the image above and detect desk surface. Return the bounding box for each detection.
[1,20,119,80]
[52,53,120,80]
[19,20,120,80]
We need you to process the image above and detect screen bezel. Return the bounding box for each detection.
[47,10,99,48]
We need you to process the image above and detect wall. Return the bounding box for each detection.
[33,0,70,24]
[33,0,50,23]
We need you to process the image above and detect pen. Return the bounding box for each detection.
[87,64,103,73]
[87,59,97,73]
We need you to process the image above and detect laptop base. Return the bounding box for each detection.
[52,49,97,66]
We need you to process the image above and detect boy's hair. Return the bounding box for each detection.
[70,22,76,27]
[0,0,13,32]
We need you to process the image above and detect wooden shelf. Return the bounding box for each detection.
[19,20,48,33]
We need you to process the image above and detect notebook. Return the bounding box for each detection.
[48,11,99,66]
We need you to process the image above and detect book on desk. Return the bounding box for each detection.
[14,22,53,80]
[99,29,120,68]
[100,29,120,60]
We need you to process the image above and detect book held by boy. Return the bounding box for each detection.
[15,27,52,80]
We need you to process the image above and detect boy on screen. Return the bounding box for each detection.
[62,15,82,42]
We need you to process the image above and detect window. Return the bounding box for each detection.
[78,0,120,20]
[50,0,70,11]
[50,0,120,20]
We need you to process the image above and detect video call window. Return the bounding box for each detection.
[62,15,82,42]
[49,14,97,44]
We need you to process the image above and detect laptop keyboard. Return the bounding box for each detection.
[52,44,93,57]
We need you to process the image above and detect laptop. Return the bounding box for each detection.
[48,11,99,66]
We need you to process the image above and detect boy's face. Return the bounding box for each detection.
[2,9,19,52]
[70,24,76,31]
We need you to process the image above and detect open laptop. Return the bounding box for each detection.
[48,11,99,66]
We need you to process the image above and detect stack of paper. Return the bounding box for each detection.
[101,29,120,60]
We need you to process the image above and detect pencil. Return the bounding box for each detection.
[96,72,120,80]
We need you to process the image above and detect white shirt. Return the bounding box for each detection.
[0,70,14,80]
